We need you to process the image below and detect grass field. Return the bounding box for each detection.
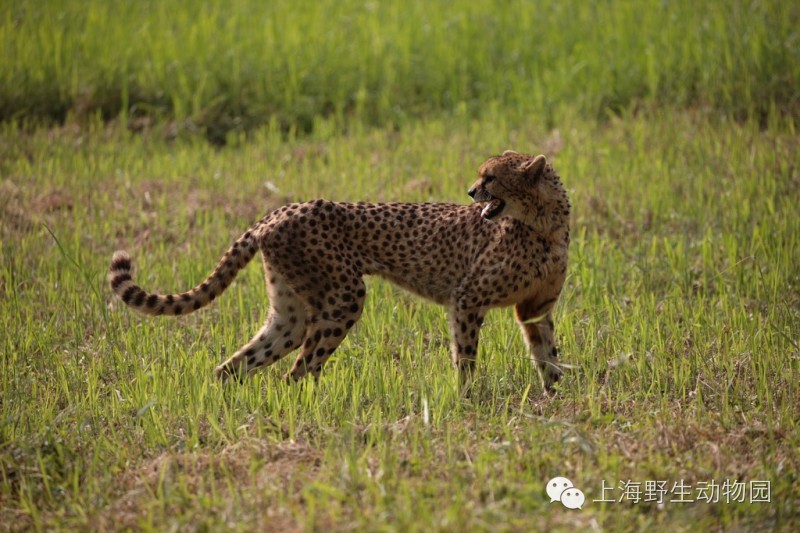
[2,0,798,139]
[2,0,799,531]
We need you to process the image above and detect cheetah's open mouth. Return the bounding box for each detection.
[481,198,505,220]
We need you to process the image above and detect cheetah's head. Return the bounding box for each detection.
[468,151,558,225]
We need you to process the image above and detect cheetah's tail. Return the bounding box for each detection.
[108,227,260,316]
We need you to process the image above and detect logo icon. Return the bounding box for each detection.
[546,476,585,510]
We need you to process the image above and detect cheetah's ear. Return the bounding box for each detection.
[521,154,547,180]
[502,150,519,156]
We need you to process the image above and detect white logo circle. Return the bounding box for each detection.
[546,477,574,502]
[559,488,586,510]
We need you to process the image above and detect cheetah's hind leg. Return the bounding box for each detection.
[285,278,367,381]
[215,271,307,381]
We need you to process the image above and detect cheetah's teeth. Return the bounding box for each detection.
[481,199,505,220]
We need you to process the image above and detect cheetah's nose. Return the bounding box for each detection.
[467,187,476,199]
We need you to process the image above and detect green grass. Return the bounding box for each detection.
[2,0,798,140]
[2,0,799,529]
[1,108,798,530]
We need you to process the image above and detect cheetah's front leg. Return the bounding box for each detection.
[447,307,486,392]
[515,298,563,394]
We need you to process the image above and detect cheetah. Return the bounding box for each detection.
[109,151,570,393]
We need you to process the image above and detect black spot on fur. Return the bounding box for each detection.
[133,291,146,307]
[111,273,131,289]
[122,286,138,304]
[111,256,131,271]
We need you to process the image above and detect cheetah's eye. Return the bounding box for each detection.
[483,175,495,184]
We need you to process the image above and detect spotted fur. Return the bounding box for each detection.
[109,152,570,392]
